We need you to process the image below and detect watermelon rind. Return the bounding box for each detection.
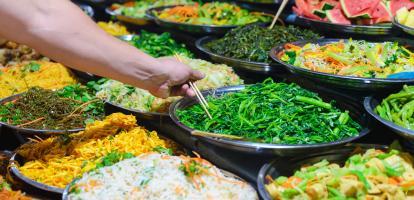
[321,3,335,10]
[313,9,327,18]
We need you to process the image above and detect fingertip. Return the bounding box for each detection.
[191,70,205,80]
[186,88,196,97]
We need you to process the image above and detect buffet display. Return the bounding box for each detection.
[2,0,414,199]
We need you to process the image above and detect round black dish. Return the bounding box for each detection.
[195,36,284,73]
[270,38,414,91]
[257,143,388,200]
[364,91,414,140]
[169,84,371,156]
[146,5,270,35]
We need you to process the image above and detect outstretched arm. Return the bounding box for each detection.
[0,0,203,98]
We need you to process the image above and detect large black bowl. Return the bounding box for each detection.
[169,84,371,156]
[295,15,394,36]
[195,36,283,73]
[9,134,191,197]
[146,5,271,35]
[364,90,414,140]
[257,143,389,200]
[270,39,414,91]
[0,94,84,136]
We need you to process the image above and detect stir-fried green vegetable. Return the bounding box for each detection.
[126,31,193,58]
[266,149,414,199]
[177,78,361,144]
[280,39,414,78]
[375,85,414,130]
[206,24,319,63]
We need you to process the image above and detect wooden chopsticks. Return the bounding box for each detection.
[268,0,289,29]
[173,54,212,119]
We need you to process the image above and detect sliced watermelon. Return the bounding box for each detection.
[388,0,414,15]
[372,2,392,23]
[327,8,352,24]
[340,0,380,18]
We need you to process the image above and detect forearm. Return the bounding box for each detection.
[0,0,158,88]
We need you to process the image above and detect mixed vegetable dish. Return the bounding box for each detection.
[278,39,414,78]
[177,78,362,144]
[110,0,194,19]
[266,148,414,199]
[154,2,271,26]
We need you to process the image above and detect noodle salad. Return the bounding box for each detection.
[278,39,414,78]
[155,2,271,26]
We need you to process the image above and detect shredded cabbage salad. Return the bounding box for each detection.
[279,39,414,78]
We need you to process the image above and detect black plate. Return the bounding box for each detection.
[393,16,414,36]
[146,5,270,34]
[105,7,152,26]
[257,143,389,200]
[195,36,283,73]
[61,167,256,200]
[270,38,414,91]
[169,84,371,156]
[0,94,84,136]
[295,15,394,36]
[364,90,414,140]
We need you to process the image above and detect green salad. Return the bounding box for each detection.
[279,39,414,78]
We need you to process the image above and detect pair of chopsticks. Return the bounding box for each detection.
[268,0,290,29]
[173,54,212,119]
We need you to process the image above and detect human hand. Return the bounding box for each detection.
[142,57,204,98]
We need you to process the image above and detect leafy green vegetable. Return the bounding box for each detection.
[205,24,319,63]
[153,146,173,155]
[95,151,135,169]
[177,78,361,144]
[128,31,193,58]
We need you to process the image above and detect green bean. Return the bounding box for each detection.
[376,85,414,130]
[295,96,332,109]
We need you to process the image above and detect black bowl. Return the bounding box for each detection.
[270,38,414,91]
[364,91,414,140]
[257,143,389,200]
[146,5,270,35]
[0,94,84,136]
[105,6,153,26]
[295,15,394,36]
[195,36,283,73]
[169,84,371,156]
[9,134,191,197]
